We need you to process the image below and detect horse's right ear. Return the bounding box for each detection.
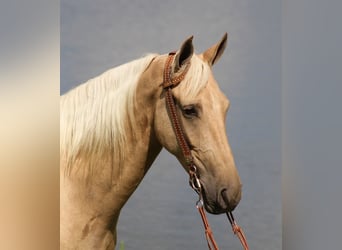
[174,35,194,72]
[202,33,228,66]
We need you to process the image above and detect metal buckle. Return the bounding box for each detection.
[189,165,202,196]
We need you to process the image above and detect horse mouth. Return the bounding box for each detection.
[201,185,234,214]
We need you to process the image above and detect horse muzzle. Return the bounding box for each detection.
[201,183,242,214]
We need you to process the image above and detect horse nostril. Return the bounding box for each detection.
[220,187,241,211]
[221,188,229,206]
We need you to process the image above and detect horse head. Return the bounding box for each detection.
[154,34,242,214]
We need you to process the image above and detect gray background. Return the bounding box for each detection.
[282,1,342,249]
[1,0,341,250]
[61,1,281,249]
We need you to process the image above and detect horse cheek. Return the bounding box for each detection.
[153,111,178,155]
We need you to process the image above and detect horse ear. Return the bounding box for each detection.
[174,35,194,72]
[202,33,228,66]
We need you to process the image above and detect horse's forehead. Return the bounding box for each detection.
[203,72,229,105]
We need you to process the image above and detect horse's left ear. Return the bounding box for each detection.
[202,33,228,66]
[174,35,194,72]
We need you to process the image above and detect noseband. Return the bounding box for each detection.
[162,52,249,250]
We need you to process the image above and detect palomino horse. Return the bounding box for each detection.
[60,34,242,249]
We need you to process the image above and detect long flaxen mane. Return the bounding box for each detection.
[60,53,209,178]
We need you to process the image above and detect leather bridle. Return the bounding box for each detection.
[162,52,249,250]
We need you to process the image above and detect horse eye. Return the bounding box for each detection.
[182,105,198,118]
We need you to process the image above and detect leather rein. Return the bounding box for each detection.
[162,52,249,250]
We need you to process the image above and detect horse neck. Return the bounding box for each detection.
[60,56,166,249]
[118,55,166,186]
[87,54,165,205]
[103,55,166,202]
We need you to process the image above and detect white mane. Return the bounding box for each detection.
[60,54,157,175]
